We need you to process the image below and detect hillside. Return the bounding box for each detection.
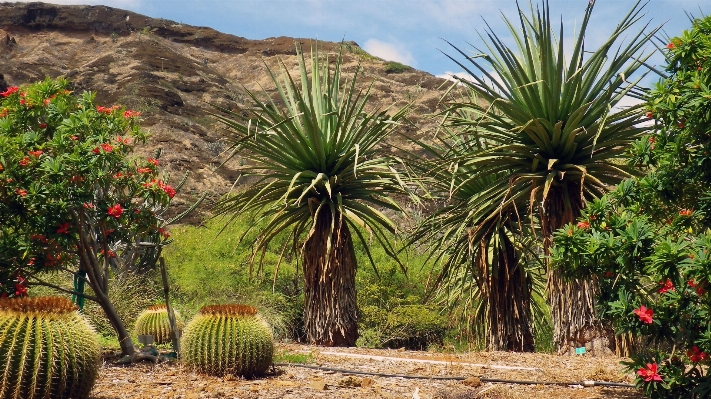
[0,2,451,221]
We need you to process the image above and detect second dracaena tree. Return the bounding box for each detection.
[438,0,659,353]
[212,45,410,346]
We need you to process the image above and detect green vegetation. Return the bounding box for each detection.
[273,349,313,364]
[384,61,410,74]
[0,297,100,399]
[181,304,274,377]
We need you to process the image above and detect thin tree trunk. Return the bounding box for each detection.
[159,256,181,354]
[542,185,612,355]
[483,232,535,352]
[303,206,358,346]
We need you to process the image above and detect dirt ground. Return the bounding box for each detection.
[89,344,644,399]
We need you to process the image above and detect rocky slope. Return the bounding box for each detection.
[0,2,451,221]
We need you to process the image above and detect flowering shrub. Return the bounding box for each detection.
[553,14,711,398]
[0,78,178,355]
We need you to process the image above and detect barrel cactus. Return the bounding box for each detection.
[181,304,274,377]
[0,296,101,399]
[134,304,184,345]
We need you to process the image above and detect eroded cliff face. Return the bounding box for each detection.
[0,2,450,222]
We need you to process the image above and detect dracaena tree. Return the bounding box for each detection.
[0,78,181,357]
[211,45,410,346]
[406,130,542,351]
[437,0,659,353]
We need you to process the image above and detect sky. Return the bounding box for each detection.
[17,0,710,86]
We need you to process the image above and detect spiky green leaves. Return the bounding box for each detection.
[0,297,100,399]
[211,43,411,271]
[133,304,184,345]
[181,305,274,377]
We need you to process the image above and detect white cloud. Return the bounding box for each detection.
[436,70,508,94]
[362,39,415,66]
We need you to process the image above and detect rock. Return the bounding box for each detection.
[308,380,328,390]
[461,377,481,387]
[361,377,375,388]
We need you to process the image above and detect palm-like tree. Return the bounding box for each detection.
[408,131,542,351]
[212,45,410,346]
[437,0,659,353]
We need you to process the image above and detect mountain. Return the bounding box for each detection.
[0,2,451,221]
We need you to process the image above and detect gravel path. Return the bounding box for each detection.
[90,344,643,399]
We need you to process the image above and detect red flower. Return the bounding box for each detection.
[107,204,123,218]
[147,158,159,166]
[648,136,656,143]
[667,42,676,50]
[576,221,590,229]
[57,222,71,234]
[82,202,95,209]
[71,175,83,184]
[159,182,176,198]
[99,249,116,258]
[101,143,114,152]
[18,157,30,166]
[0,86,19,97]
[645,111,653,118]
[96,105,112,114]
[637,363,662,383]
[43,98,51,106]
[15,188,27,197]
[0,163,3,172]
[679,209,693,217]
[70,135,78,140]
[92,147,100,154]
[658,279,675,294]
[39,123,47,129]
[28,150,43,157]
[0,108,6,118]
[687,346,709,363]
[604,271,614,278]
[158,228,170,238]
[634,305,654,324]
[137,167,152,174]
[123,110,141,118]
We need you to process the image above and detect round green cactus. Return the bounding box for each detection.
[181,304,274,377]
[0,296,101,399]
[134,304,184,345]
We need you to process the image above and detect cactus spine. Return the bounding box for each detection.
[0,296,101,399]
[134,304,184,345]
[181,304,274,377]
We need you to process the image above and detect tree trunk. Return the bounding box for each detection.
[483,232,535,352]
[542,185,612,355]
[92,281,136,357]
[302,206,358,346]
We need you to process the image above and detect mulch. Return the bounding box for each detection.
[90,344,644,399]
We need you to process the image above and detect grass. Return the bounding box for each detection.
[273,349,313,364]
[384,61,410,74]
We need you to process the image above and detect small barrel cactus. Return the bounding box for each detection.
[133,304,184,345]
[0,296,101,399]
[181,304,274,377]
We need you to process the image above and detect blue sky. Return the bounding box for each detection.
[25,0,709,82]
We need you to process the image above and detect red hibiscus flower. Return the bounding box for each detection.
[57,222,71,234]
[0,86,19,97]
[107,204,123,218]
[637,363,662,382]
[687,346,709,363]
[576,221,590,229]
[658,279,675,294]
[634,305,654,324]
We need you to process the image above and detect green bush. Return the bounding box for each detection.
[181,304,274,377]
[384,61,410,74]
[0,297,100,399]
[358,304,447,350]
